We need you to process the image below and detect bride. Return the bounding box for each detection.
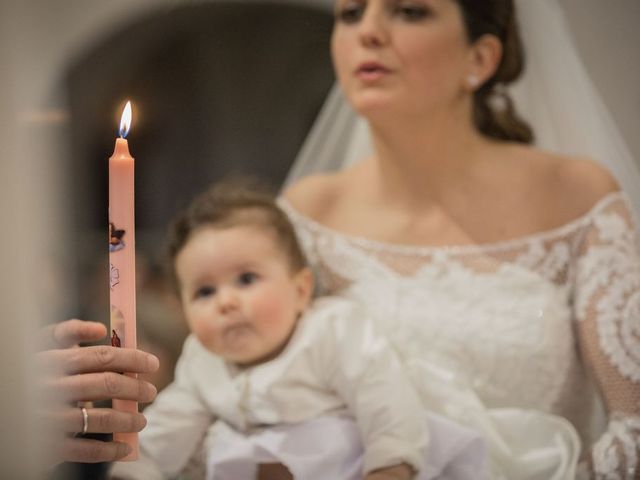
[282,0,640,478]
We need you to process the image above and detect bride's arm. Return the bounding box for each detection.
[573,193,640,478]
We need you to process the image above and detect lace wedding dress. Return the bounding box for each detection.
[280,191,640,479]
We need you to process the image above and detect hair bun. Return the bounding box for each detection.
[459,0,534,144]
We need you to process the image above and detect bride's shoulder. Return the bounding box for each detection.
[282,168,353,220]
[519,147,620,219]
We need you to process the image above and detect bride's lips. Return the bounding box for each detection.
[355,61,392,81]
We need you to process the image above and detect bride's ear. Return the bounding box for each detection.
[465,34,503,91]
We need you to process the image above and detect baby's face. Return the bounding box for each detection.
[175,225,311,367]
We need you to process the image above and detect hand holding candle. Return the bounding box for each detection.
[35,320,158,464]
[109,101,138,461]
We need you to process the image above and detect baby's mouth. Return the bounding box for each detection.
[222,323,252,344]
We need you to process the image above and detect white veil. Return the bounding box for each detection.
[285,0,640,221]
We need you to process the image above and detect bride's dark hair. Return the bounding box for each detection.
[456,0,534,144]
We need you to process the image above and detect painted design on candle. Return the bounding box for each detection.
[109,222,126,252]
[110,263,120,290]
[111,329,122,348]
[110,305,125,347]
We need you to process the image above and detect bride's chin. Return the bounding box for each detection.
[351,97,395,117]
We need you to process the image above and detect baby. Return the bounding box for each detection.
[110,179,483,480]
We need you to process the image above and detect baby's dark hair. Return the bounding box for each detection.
[167,177,307,285]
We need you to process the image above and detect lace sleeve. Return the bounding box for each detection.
[573,194,640,478]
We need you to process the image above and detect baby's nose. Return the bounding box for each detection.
[216,287,240,313]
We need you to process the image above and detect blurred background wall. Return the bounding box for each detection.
[0,0,638,477]
[562,0,640,170]
[0,3,40,478]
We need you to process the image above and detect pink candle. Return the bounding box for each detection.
[109,101,138,460]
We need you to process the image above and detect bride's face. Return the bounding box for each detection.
[331,0,473,118]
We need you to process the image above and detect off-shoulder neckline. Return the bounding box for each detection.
[278,190,627,256]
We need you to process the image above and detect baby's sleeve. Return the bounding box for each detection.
[318,299,428,475]
[109,335,216,480]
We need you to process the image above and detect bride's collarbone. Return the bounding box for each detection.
[322,194,570,247]
[311,156,613,245]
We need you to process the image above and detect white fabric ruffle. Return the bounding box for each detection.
[205,414,487,480]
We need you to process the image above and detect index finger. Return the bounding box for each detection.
[57,345,160,375]
[37,320,107,350]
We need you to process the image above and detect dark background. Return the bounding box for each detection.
[53,3,334,479]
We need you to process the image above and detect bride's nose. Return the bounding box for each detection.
[358,6,389,48]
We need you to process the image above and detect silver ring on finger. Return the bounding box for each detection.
[80,406,89,435]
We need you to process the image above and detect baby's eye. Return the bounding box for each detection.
[237,272,258,286]
[336,2,365,24]
[195,286,216,298]
[394,3,430,21]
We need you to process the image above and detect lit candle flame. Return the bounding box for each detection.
[119,101,132,138]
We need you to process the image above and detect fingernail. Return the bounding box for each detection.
[149,383,158,399]
[147,354,160,371]
[137,413,147,431]
[117,442,133,458]
[141,382,158,402]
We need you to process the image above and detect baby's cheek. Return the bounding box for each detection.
[191,322,220,352]
[254,295,288,325]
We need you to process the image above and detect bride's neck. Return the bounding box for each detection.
[367,112,489,208]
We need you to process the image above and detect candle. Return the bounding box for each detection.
[109,101,138,460]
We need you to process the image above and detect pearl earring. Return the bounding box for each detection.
[467,74,480,89]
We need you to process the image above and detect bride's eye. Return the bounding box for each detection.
[336,2,365,24]
[394,3,430,21]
